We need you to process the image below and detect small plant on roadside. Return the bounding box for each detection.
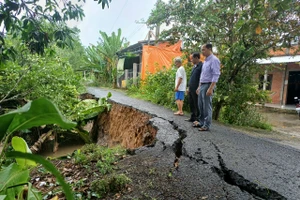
[73,144,126,166]
[220,104,272,130]
[126,77,141,92]
[91,173,131,197]
[96,160,113,175]
[73,149,86,164]
[109,174,131,192]
[91,179,110,197]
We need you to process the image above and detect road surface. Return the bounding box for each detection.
[88,87,300,200]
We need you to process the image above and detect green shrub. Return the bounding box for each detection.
[126,77,141,92]
[0,53,84,116]
[128,66,192,111]
[91,179,110,197]
[220,104,272,130]
[73,144,126,166]
[96,160,113,175]
[91,174,131,197]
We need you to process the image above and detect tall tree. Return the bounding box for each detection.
[0,0,112,61]
[55,28,87,71]
[147,0,300,123]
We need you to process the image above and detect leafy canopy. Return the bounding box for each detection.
[0,0,112,61]
[146,0,300,125]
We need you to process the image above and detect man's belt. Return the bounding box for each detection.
[200,82,211,85]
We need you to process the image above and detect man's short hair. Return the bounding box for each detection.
[205,44,213,50]
[174,57,182,63]
[192,52,200,59]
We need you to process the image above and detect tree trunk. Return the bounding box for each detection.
[213,101,223,120]
[30,130,53,154]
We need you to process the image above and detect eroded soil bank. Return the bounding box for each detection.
[93,102,157,149]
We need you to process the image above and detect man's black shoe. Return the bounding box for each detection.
[184,118,194,122]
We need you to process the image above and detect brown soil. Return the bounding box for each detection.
[30,155,129,200]
[29,146,178,200]
[95,103,157,149]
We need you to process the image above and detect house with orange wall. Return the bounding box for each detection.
[257,45,300,105]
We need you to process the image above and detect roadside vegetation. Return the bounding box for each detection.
[0,1,132,199]
[127,0,300,130]
[31,144,130,199]
[1,0,299,199]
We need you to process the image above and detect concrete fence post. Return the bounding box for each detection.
[133,63,137,85]
[125,69,128,84]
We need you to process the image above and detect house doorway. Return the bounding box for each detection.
[286,71,300,104]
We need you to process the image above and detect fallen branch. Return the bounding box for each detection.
[0,88,33,103]
[30,130,53,154]
[0,66,31,104]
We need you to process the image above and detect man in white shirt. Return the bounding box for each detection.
[174,57,187,116]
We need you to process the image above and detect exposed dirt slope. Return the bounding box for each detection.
[95,103,157,149]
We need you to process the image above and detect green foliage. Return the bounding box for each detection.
[0,98,76,140]
[128,65,192,111]
[6,151,74,200]
[0,163,41,200]
[11,137,36,167]
[0,98,77,200]
[146,0,298,127]
[126,77,141,93]
[73,144,125,167]
[70,92,112,121]
[85,28,128,87]
[95,0,113,9]
[220,105,272,130]
[0,0,112,60]
[90,174,131,197]
[55,28,87,71]
[0,48,83,115]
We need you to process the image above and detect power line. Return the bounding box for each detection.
[127,24,145,40]
[110,0,129,32]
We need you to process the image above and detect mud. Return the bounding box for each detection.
[94,103,157,149]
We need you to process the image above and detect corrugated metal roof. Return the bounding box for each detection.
[257,55,300,64]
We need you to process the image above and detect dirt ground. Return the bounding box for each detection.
[230,107,300,150]
[260,108,300,136]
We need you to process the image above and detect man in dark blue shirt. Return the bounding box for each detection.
[185,52,203,122]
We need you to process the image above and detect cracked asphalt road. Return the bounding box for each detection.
[88,87,300,200]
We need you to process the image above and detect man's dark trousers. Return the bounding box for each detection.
[187,62,202,121]
[189,89,199,121]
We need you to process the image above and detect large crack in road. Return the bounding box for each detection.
[152,118,287,199]
[88,87,299,200]
[211,143,286,200]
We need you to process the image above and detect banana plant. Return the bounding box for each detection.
[85,28,127,87]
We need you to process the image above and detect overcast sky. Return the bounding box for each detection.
[72,0,166,47]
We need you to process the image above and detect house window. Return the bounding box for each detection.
[259,74,273,90]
